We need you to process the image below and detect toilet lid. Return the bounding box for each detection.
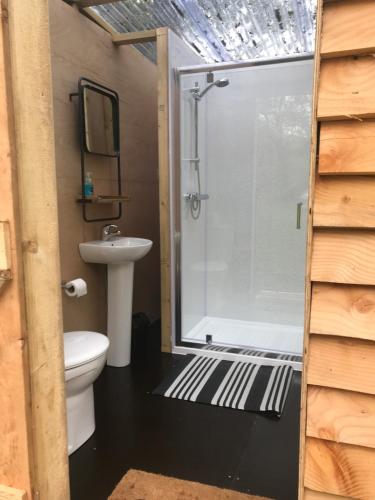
[64,331,109,369]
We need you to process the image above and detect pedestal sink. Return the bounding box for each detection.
[79,237,152,367]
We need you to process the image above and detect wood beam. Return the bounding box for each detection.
[156,28,172,353]
[73,0,116,7]
[7,0,69,498]
[298,0,323,498]
[80,7,115,35]
[112,29,157,46]
[0,2,34,496]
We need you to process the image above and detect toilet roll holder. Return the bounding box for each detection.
[61,281,74,293]
[61,279,87,298]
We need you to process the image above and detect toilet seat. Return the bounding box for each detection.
[64,331,109,370]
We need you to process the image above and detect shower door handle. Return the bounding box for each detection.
[296,202,303,229]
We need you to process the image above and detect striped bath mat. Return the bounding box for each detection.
[153,354,294,417]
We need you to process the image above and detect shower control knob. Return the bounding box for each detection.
[183,192,209,202]
[183,193,194,201]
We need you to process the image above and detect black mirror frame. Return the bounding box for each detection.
[78,77,120,158]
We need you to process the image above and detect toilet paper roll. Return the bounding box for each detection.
[64,278,87,298]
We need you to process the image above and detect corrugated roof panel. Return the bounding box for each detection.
[91,0,316,63]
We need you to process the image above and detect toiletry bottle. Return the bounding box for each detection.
[84,171,94,197]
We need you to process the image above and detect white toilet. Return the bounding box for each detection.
[64,331,109,455]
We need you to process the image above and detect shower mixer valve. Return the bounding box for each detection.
[183,192,209,202]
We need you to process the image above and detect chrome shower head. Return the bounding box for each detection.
[215,78,230,88]
[194,78,230,99]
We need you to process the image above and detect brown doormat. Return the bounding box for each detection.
[108,469,272,500]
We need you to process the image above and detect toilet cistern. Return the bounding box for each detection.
[79,232,152,367]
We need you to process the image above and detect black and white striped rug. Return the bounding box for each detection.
[201,344,302,362]
[153,354,294,417]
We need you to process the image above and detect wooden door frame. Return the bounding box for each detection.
[298,1,323,498]
[0,0,69,498]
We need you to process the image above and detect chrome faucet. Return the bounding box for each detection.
[102,224,121,241]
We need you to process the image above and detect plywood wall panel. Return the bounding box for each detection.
[307,335,375,395]
[49,0,160,332]
[305,437,375,499]
[314,176,375,228]
[311,230,375,285]
[318,57,375,120]
[321,0,375,58]
[319,121,375,175]
[311,283,375,341]
[307,386,375,449]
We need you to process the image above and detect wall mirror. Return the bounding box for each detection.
[71,77,123,223]
[78,78,120,157]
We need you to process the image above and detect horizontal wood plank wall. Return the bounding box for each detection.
[318,56,375,120]
[304,490,354,500]
[308,335,375,395]
[311,230,375,285]
[319,121,375,175]
[321,0,375,58]
[302,0,375,498]
[307,387,375,448]
[314,177,375,228]
[305,438,375,499]
[310,283,375,341]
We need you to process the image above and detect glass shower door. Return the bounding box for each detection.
[177,59,313,358]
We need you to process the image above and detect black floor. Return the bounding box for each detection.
[69,324,301,500]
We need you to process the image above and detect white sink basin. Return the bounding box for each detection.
[79,237,152,264]
[78,236,153,368]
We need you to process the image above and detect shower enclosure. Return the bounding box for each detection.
[174,55,313,367]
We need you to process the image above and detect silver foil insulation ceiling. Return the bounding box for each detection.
[92,0,316,63]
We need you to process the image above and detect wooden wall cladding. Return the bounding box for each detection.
[311,230,375,285]
[318,56,375,120]
[302,0,375,498]
[314,176,375,228]
[310,283,375,341]
[0,485,27,500]
[321,0,375,58]
[307,386,375,449]
[319,121,375,175]
[304,489,354,500]
[307,335,375,395]
[305,437,375,499]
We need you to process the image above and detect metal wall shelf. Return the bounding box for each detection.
[76,195,130,204]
